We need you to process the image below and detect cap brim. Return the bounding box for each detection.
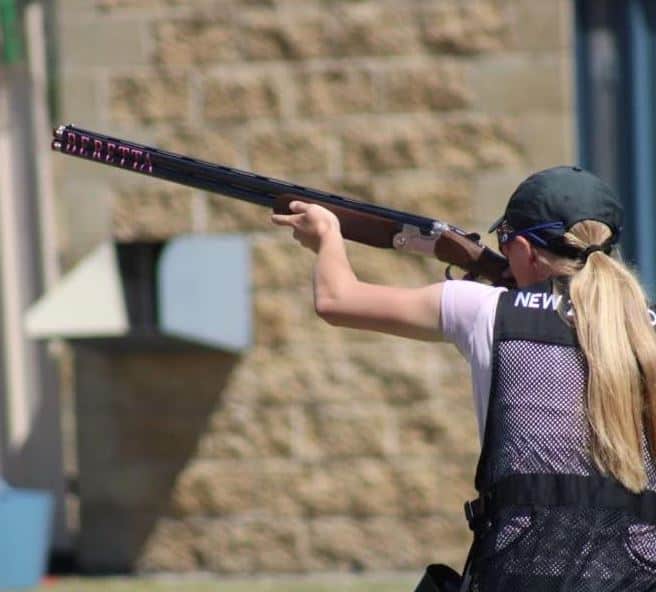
[488,214,505,233]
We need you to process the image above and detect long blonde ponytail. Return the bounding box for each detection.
[537,221,656,492]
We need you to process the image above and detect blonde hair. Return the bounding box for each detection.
[536,221,656,492]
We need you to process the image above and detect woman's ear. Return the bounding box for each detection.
[515,236,535,262]
[517,236,554,282]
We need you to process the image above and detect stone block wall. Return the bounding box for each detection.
[53,0,574,574]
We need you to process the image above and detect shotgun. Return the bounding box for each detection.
[51,124,511,286]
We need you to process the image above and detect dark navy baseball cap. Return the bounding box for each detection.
[489,166,623,253]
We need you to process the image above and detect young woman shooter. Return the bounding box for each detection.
[272,166,656,591]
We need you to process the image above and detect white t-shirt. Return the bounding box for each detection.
[440,280,507,442]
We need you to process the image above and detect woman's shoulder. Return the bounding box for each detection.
[441,280,506,331]
[440,280,506,356]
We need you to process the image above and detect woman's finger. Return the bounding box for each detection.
[288,200,310,213]
[271,213,302,226]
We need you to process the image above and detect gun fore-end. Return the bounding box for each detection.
[274,194,402,249]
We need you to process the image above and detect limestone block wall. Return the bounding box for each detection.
[53,0,575,574]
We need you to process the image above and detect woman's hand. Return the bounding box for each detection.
[272,199,443,341]
[271,201,341,253]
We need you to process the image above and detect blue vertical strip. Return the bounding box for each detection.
[627,0,656,296]
[574,0,591,168]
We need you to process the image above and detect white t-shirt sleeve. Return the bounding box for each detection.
[440,280,506,441]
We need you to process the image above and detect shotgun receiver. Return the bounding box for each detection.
[51,124,511,286]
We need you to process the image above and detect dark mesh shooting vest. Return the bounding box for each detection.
[465,281,656,592]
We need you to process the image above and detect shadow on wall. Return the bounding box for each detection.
[72,344,240,573]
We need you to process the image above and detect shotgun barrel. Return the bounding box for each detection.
[51,124,511,285]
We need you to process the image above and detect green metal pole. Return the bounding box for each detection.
[0,0,24,65]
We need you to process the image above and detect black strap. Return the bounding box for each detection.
[465,473,656,531]
[413,564,462,592]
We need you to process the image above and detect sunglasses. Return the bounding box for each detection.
[496,220,566,251]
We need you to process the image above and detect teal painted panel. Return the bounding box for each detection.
[158,235,251,352]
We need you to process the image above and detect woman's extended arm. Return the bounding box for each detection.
[271,201,444,341]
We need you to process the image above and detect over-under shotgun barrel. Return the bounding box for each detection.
[51,124,511,285]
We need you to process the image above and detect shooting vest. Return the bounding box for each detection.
[464,281,656,592]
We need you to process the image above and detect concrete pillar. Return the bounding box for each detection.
[0,62,67,550]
